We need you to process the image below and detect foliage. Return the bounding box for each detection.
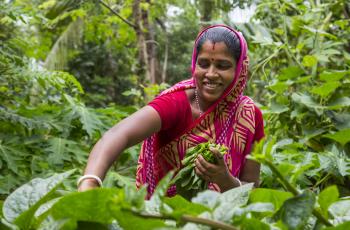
[1,168,350,230]
[239,0,350,194]
[0,2,137,197]
[1,0,350,229]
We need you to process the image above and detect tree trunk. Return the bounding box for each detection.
[199,0,214,29]
[132,0,161,84]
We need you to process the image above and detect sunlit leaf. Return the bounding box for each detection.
[49,188,117,224]
[249,188,293,210]
[311,82,341,98]
[319,71,349,82]
[277,66,304,80]
[323,129,350,146]
[318,186,339,218]
[302,55,317,67]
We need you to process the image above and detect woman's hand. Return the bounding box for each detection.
[194,147,240,192]
[78,179,100,192]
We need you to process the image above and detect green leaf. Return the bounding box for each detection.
[324,221,350,230]
[319,71,349,82]
[267,81,291,94]
[318,186,339,218]
[192,190,221,210]
[277,66,304,80]
[163,195,209,220]
[266,102,289,114]
[249,188,293,211]
[291,93,325,115]
[146,172,174,214]
[302,55,317,67]
[64,94,104,137]
[311,82,341,98]
[240,217,270,230]
[112,209,166,230]
[2,170,75,229]
[213,183,254,222]
[274,190,316,230]
[49,188,118,224]
[45,137,77,166]
[323,129,350,146]
[329,200,350,224]
[241,202,275,217]
[328,97,350,110]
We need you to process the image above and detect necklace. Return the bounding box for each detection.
[194,88,202,116]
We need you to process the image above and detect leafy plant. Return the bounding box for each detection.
[172,142,228,200]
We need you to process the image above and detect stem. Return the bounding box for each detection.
[130,210,238,230]
[263,159,333,226]
[264,159,299,195]
[98,0,137,29]
[182,215,238,230]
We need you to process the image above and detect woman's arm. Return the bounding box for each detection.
[78,105,161,191]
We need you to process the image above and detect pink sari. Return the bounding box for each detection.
[136,25,257,197]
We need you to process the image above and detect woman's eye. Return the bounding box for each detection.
[216,62,232,70]
[197,60,210,68]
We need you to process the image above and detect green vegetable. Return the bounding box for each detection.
[171,142,228,200]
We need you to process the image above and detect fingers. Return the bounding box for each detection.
[196,155,216,173]
[195,156,212,182]
[209,146,225,165]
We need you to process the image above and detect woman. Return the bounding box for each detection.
[78,25,264,197]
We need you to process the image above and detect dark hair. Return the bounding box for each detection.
[195,27,241,63]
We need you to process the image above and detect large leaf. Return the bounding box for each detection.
[44,18,84,71]
[318,186,339,218]
[213,184,254,221]
[323,129,350,146]
[319,71,349,82]
[249,188,293,211]
[291,93,324,112]
[324,221,350,230]
[277,66,304,80]
[163,195,209,220]
[311,82,341,98]
[45,137,87,166]
[2,170,75,229]
[328,97,350,110]
[240,217,270,230]
[145,172,174,214]
[64,94,104,137]
[329,199,350,225]
[274,190,316,230]
[0,142,26,173]
[48,188,118,224]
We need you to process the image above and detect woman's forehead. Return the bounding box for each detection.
[198,41,233,59]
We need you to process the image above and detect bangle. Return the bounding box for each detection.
[234,177,242,187]
[77,175,103,187]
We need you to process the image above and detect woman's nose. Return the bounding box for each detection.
[205,65,218,77]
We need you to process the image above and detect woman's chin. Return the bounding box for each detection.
[202,92,221,104]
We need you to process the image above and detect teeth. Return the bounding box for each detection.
[205,82,218,87]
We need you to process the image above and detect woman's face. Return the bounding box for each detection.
[194,40,236,105]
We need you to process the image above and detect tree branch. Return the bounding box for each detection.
[98,0,137,29]
[129,210,238,230]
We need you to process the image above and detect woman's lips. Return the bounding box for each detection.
[203,82,221,91]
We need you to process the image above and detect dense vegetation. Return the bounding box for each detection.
[1,0,349,229]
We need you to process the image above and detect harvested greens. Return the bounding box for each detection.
[172,142,228,200]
